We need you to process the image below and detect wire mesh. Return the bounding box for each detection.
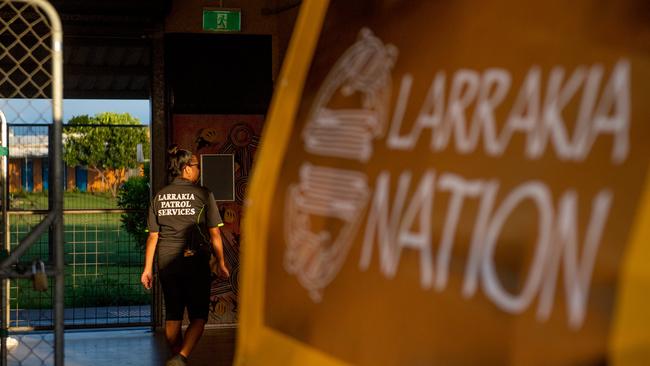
[1,2,150,364]
[6,123,151,331]
[0,1,53,100]
[0,1,61,364]
[6,332,53,366]
[63,212,150,327]
[5,211,150,330]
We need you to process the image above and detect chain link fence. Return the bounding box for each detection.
[0,1,54,101]
[4,123,151,366]
[6,124,151,330]
[1,0,62,365]
[6,332,53,366]
[7,212,150,330]
[1,3,152,366]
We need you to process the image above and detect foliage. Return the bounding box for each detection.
[68,276,150,307]
[117,175,150,250]
[12,272,150,309]
[63,112,149,197]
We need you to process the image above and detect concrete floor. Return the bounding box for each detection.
[8,326,236,366]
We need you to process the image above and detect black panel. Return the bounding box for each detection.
[201,154,235,201]
[165,33,273,114]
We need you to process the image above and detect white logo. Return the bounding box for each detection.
[284,28,397,302]
[281,26,628,331]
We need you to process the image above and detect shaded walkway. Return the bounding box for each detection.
[10,306,151,328]
[8,326,236,366]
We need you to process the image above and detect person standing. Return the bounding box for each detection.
[141,145,230,366]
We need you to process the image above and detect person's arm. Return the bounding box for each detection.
[209,226,229,278]
[141,232,159,289]
[204,191,229,278]
[143,196,160,289]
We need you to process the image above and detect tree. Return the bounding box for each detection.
[117,174,150,250]
[63,112,149,197]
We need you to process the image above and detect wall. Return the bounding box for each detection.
[150,0,299,194]
[165,0,299,80]
[171,114,264,324]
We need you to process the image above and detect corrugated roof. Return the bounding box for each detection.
[0,0,169,100]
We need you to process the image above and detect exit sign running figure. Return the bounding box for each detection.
[203,8,241,32]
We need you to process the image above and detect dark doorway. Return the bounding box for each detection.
[164,33,272,329]
[165,33,273,115]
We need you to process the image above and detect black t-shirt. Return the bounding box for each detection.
[148,178,223,257]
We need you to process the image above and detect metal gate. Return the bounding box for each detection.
[6,123,151,320]
[0,0,63,365]
[2,122,152,363]
[1,2,154,364]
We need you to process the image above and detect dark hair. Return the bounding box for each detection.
[167,144,193,180]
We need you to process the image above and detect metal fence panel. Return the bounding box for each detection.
[4,123,151,366]
[2,3,150,364]
[6,123,151,331]
[8,210,150,330]
[1,0,63,365]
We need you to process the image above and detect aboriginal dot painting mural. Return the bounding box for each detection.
[172,114,264,324]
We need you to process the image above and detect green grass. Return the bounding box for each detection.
[8,210,149,310]
[9,234,149,309]
[13,209,129,226]
[10,265,150,309]
[10,214,143,266]
[10,191,119,210]
[5,191,150,311]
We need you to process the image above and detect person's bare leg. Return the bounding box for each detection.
[165,320,183,355]
[179,318,206,358]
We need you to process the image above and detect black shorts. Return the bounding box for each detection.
[158,252,211,321]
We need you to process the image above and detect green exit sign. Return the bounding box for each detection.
[203,8,241,32]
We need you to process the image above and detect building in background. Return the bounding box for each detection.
[8,128,144,193]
